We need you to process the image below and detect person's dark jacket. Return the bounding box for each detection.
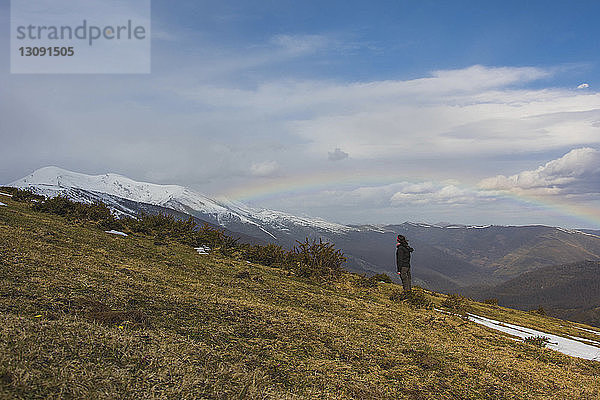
[396,243,414,271]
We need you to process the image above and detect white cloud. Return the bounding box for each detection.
[306,180,494,208]
[175,65,600,161]
[269,34,330,56]
[390,182,496,206]
[478,147,600,196]
[250,160,280,177]
[5,49,600,227]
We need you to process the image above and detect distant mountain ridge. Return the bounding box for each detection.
[386,222,600,281]
[467,261,600,327]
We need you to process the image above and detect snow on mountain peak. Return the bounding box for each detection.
[10,166,355,234]
[12,166,191,205]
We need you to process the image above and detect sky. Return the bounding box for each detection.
[2,0,600,228]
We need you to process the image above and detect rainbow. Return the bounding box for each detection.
[224,169,436,202]
[223,170,600,229]
[497,191,600,229]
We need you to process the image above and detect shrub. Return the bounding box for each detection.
[290,238,346,282]
[243,243,287,267]
[524,335,550,348]
[33,196,115,223]
[390,288,433,309]
[529,306,546,316]
[0,186,17,195]
[372,273,393,283]
[193,223,239,253]
[441,293,467,312]
[11,188,45,202]
[24,194,348,284]
[353,273,392,288]
[353,274,379,288]
[124,213,238,253]
[482,298,499,306]
[126,212,196,241]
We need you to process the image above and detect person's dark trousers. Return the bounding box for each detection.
[399,267,412,292]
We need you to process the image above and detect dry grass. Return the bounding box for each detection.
[1,198,600,399]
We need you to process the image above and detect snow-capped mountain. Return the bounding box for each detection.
[10,166,356,242]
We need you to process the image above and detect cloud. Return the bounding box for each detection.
[250,161,280,177]
[174,64,600,161]
[478,147,600,196]
[306,180,494,208]
[285,67,600,158]
[577,83,590,89]
[4,44,600,227]
[390,182,495,206]
[269,34,330,56]
[328,148,349,161]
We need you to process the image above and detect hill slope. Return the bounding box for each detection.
[1,195,600,399]
[469,261,600,327]
[10,167,600,294]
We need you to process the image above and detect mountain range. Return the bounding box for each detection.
[9,166,600,325]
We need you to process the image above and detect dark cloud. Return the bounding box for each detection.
[328,148,349,161]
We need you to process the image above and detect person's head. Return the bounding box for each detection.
[397,234,408,244]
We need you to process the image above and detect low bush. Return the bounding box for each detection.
[9,188,45,202]
[125,212,196,241]
[0,186,17,195]
[441,293,468,312]
[33,196,114,223]
[529,306,546,316]
[26,194,347,283]
[291,238,346,282]
[240,238,347,283]
[243,243,288,267]
[125,213,238,253]
[390,288,434,309]
[353,274,379,288]
[193,223,239,253]
[524,335,550,348]
[353,273,392,288]
[372,273,393,283]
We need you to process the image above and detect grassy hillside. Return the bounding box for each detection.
[1,197,600,399]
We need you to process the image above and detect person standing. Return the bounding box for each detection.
[396,235,414,292]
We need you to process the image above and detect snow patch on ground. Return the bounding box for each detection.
[194,246,211,255]
[0,202,6,206]
[105,230,128,237]
[0,192,12,197]
[466,313,600,361]
[567,335,600,346]
[575,327,600,336]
